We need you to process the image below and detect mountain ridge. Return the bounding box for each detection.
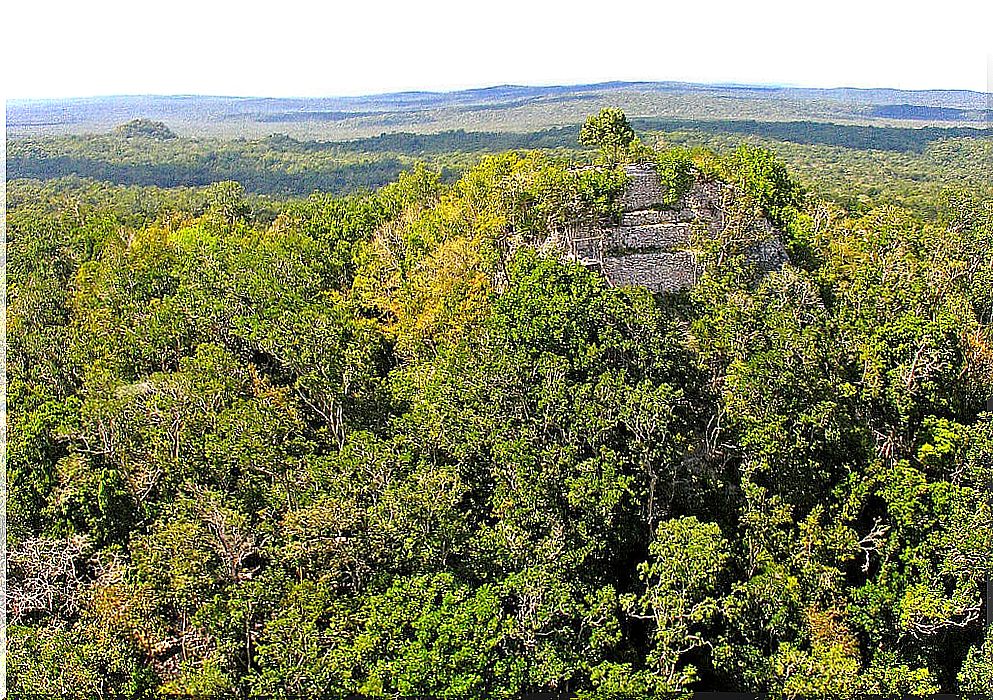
[9,79,992,105]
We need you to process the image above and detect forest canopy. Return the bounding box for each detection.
[7,115,992,218]
[5,110,993,698]
[115,119,178,140]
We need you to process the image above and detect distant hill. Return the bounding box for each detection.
[8,81,991,140]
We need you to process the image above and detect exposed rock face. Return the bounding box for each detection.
[620,164,667,211]
[562,163,788,292]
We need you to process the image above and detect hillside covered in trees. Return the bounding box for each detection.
[6,110,993,697]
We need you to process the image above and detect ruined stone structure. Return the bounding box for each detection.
[559,163,788,292]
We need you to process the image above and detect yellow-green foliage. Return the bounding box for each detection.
[6,126,992,697]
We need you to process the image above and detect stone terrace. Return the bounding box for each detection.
[564,163,787,292]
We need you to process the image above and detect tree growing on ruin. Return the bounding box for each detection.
[579,108,636,163]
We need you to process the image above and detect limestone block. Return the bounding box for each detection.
[601,251,700,292]
[620,164,666,212]
[605,223,693,253]
[620,209,688,226]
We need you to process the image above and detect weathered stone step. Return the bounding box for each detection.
[620,210,689,226]
[606,223,693,252]
[601,251,699,293]
[572,223,694,258]
[621,164,666,212]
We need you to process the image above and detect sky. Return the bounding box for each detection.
[4,0,992,99]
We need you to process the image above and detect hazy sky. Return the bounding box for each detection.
[5,0,992,99]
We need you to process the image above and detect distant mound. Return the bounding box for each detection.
[115,118,177,140]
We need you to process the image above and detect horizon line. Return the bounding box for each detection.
[8,78,993,103]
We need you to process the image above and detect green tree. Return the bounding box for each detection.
[579,108,636,163]
[625,517,729,690]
